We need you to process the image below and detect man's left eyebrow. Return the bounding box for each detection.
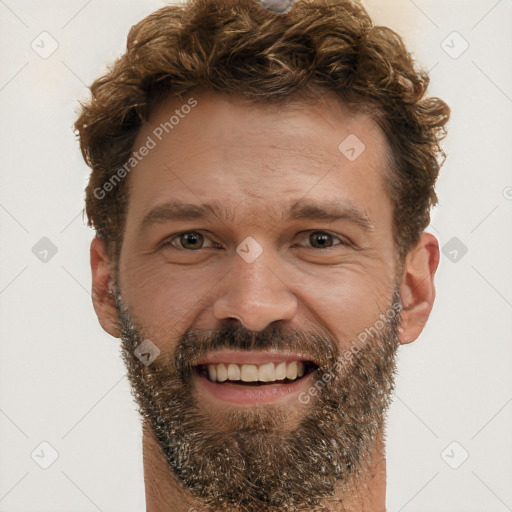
[286,199,375,231]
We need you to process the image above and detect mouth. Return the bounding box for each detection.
[192,351,320,405]
[195,360,318,385]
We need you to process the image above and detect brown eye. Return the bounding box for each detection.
[179,231,204,250]
[162,231,220,251]
[305,231,344,249]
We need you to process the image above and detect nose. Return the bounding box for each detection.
[212,248,298,332]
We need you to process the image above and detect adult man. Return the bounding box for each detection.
[74,0,450,510]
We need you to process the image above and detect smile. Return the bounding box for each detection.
[196,360,318,384]
[192,350,320,404]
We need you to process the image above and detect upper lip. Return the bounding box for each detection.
[194,350,317,367]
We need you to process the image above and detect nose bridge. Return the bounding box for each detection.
[213,243,297,331]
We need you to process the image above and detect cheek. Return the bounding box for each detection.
[295,267,390,344]
[119,258,220,337]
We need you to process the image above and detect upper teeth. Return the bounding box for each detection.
[206,361,306,383]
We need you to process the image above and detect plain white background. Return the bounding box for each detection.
[0,1,511,511]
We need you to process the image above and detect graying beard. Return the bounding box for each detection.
[114,289,401,512]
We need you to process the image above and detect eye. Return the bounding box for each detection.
[162,231,221,251]
[297,231,347,249]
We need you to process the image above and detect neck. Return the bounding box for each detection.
[143,421,388,512]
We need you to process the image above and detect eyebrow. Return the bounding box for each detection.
[140,199,375,232]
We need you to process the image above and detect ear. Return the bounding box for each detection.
[398,232,440,344]
[90,236,120,338]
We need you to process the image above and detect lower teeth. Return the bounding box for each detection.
[212,377,299,385]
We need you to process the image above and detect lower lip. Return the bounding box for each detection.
[194,371,316,405]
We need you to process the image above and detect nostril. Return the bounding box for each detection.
[221,317,243,327]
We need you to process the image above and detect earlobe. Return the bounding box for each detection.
[90,236,120,338]
[398,232,440,345]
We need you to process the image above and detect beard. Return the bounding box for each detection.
[114,285,402,512]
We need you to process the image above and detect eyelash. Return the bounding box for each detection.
[161,230,348,250]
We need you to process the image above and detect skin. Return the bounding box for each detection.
[89,89,440,511]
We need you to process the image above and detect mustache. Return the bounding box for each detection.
[175,323,339,381]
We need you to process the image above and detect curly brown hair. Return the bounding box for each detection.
[74,0,450,266]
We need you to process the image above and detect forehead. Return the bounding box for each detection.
[126,89,392,225]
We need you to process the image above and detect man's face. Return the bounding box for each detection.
[112,90,402,511]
